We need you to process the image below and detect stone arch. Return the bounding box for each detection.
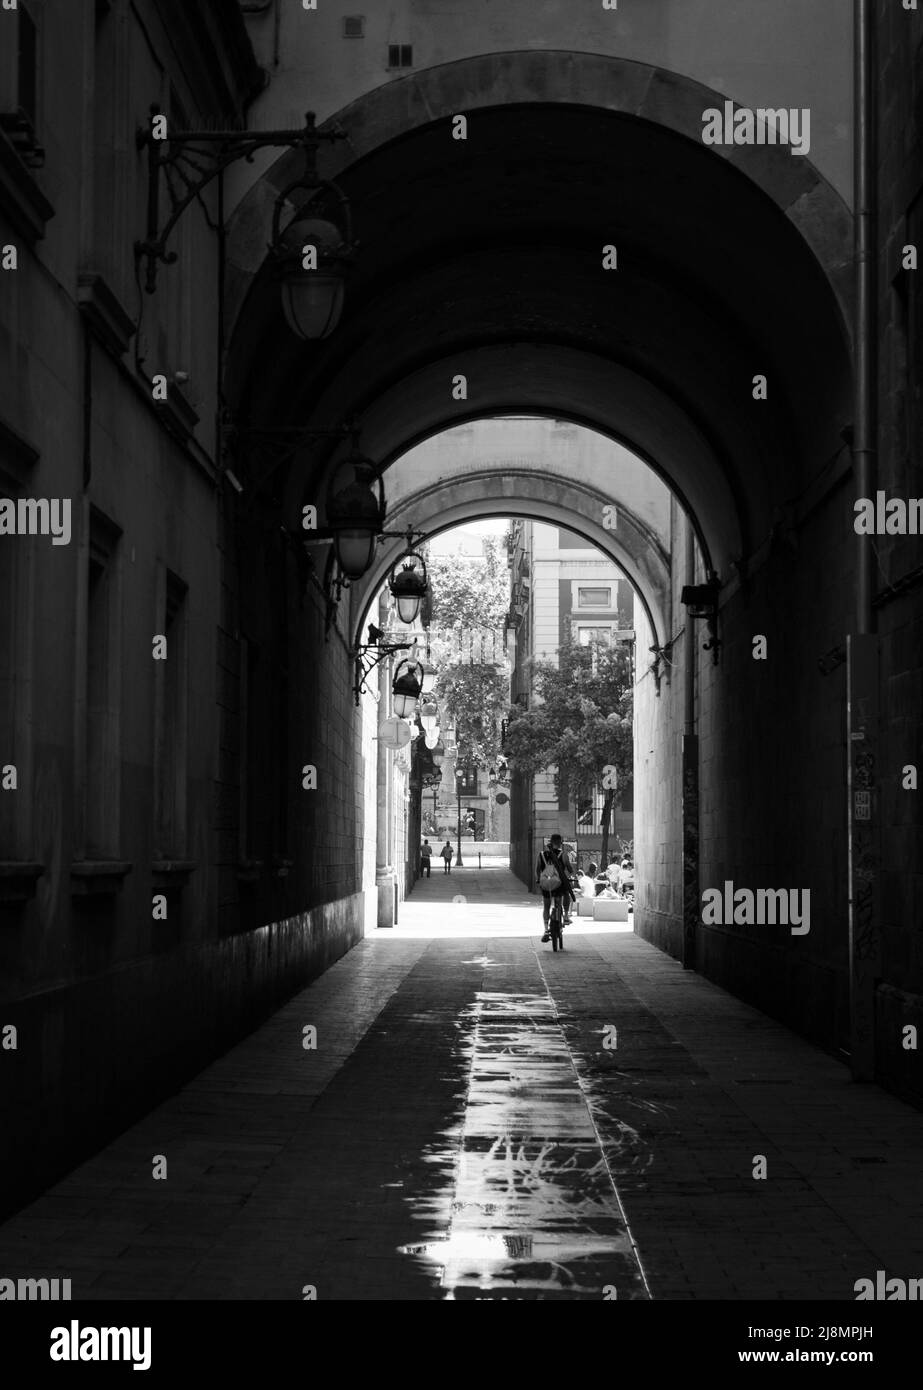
[349,469,672,654]
[224,49,853,341]
[224,50,853,606]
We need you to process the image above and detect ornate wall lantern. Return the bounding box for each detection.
[392,659,423,718]
[325,446,385,580]
[388,551,428,626]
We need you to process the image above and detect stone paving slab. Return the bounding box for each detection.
[0,868,920,1300]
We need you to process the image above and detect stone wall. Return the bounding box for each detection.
[871,0,923,1105]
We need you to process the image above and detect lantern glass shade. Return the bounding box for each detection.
[396,594,420,625]
[334,528,377,580]
[420,660,437,695]
[280,274,344,341]
[392,663,422,720]
[424,730,439,750]
[419,700,439,737]
[326,459,383,581]
[389,557,428,626]
[277,216,347,341]
[431,740,445,767]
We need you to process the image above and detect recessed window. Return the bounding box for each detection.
[459,767,479,795]
[576,626,612,647]
[343,16,364,38]
[577,586,611,608]
[388,44,413,69]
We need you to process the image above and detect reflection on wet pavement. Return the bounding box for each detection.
[400,992,651,1299]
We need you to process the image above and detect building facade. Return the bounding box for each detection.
[507,515,637,883]
[3,0,922,1218]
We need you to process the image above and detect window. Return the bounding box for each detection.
[577,586,612,608]
[459,766,479,796]
[84,513,122,858]
[576,625,612,646]
[0,0,42,165]
[154,571,188,857]
[343,16,365,37]
[388,44,413,68]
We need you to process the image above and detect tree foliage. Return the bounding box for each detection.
[427,537,509,635]
[504,639,633,803]
[434,660,508,768]
[426,536,510,768]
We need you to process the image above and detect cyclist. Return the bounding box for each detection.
[536,833,576,942]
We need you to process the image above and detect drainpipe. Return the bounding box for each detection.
[846,0,880,1081]
[854,0,875,638]
[681,518,699,969]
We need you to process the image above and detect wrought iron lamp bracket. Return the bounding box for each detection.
[352,624,414,706]
[134,107,347,294]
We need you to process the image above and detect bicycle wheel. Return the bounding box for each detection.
[550,904,563,952]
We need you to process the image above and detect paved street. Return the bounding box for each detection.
[1,866,920,1301]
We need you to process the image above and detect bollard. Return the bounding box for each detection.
[478,852,482,869]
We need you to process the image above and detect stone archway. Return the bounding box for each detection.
[348,438,673,653]
[223,54,853,597]
[224,50,853,341]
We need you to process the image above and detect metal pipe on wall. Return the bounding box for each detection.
[846,0,881,1082]
[853,0,876,634]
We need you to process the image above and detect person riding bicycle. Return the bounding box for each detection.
[536,833,576,942]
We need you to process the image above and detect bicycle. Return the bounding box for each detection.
[549,896,565,952]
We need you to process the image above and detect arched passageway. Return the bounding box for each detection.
[221,53,857,1066]
[7,3,923,1312]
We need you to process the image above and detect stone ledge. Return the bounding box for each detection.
[0,862,44,904]
[0,124,54,242]
[77,272,136,356]
[70,862,133,897]
[152,380,200,443]
[151,860,197,891]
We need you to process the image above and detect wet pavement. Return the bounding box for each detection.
[1,864,922,1300]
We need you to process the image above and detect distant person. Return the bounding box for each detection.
[536,832,576,940]
[420,839,432,878]
[577,862,598,898]
[441,841,454,873]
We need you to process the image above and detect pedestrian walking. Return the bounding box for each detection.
[420,839,432,878]
[536,832,576,941]
[441,841,454,873]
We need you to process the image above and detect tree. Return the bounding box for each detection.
[427,536,510,837]
[504,638,633,867]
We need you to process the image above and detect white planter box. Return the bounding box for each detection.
[577,898,596,918]
[594,898,629,922]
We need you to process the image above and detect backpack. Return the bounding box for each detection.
[539,851,562,892]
